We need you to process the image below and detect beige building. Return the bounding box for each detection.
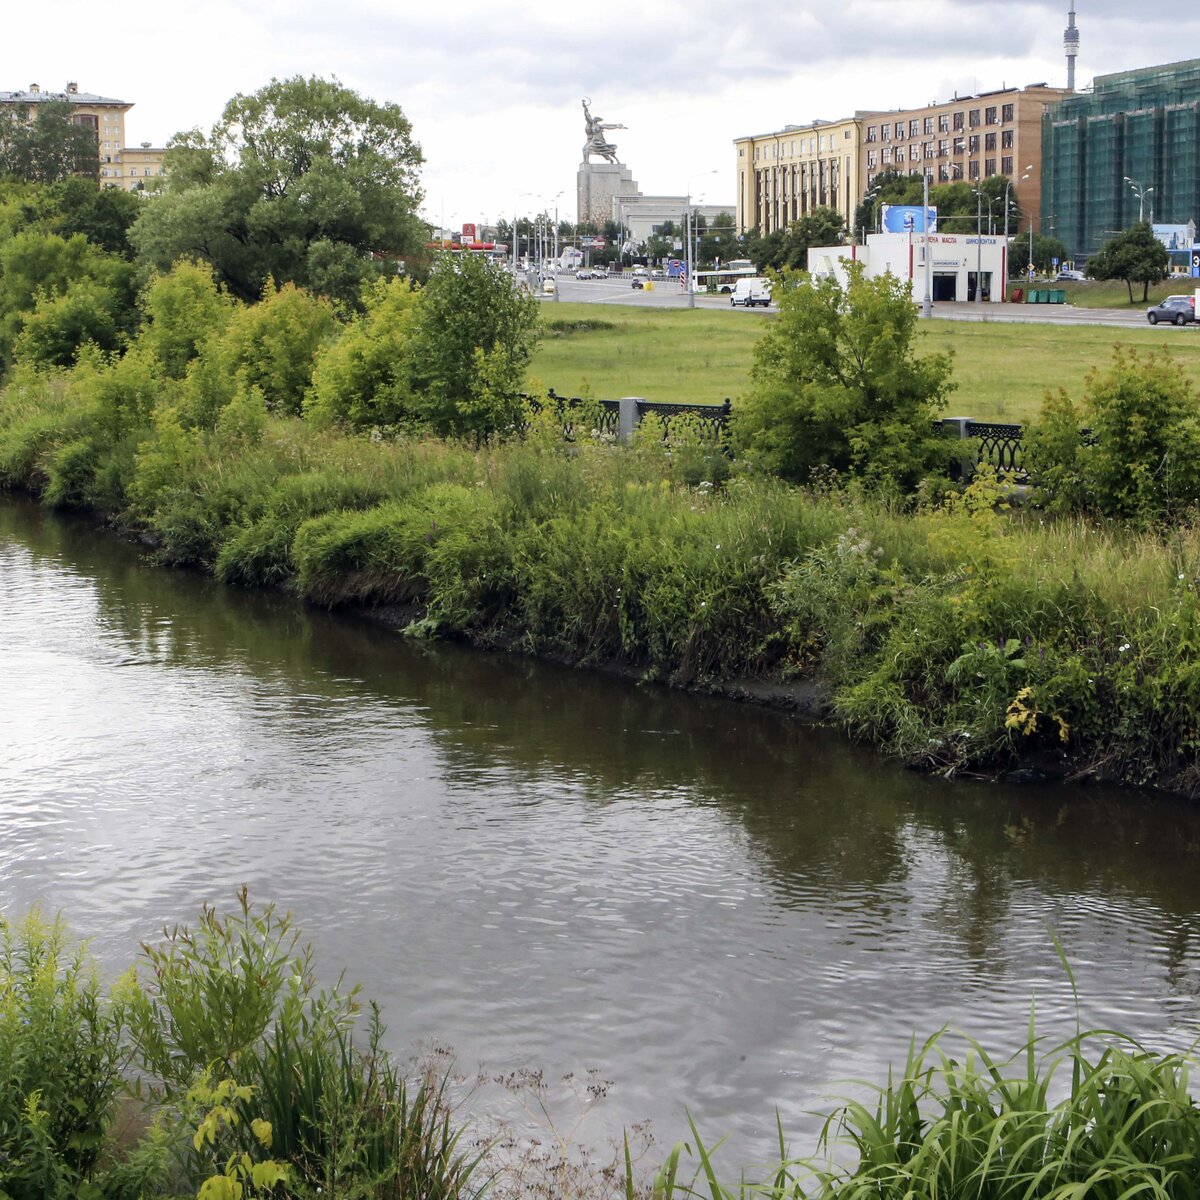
[0,81,165,191]
[734,117,862,236]
[858,83,1070,234]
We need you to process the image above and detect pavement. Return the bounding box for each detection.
[535,273,1193,331]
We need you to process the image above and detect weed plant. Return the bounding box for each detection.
[648,1018,1200,1200]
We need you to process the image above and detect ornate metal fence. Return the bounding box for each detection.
[521,391,732,443]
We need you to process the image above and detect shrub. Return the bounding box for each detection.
[734,264,955,489]
[0,910,129,1200]
[1027,345,1200,520]
[138,260,235,380]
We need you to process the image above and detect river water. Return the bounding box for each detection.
[4,496,1200,1173]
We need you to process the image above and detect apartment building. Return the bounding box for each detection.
[1043,58,1200,259]
[859,84,1069,236]
[0,81,165,191]
[734,117,862,236]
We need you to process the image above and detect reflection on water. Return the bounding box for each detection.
[3,495,1200,1166]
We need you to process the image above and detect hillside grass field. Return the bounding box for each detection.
[531,300,1200,423]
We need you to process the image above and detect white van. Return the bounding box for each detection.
[730,277,772,307]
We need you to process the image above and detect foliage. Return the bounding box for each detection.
[735,264,955,488]
[12,275,129,367]
[130,75,425,306]
[137,260,235,380]
[403,253,541,440]
[0,99,99,184]
[1009,229,1071,278]
[0,910,130,1200]
[1086,221,1170,301]
[745,207,845,273]
[651,1021,1200,1200]
[1026,346,1200,520]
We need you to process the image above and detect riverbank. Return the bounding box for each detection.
[5,366,1200,796]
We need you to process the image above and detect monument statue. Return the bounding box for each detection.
[582,97,626,164]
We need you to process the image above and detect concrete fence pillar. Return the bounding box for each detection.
[617,397,641,445]
[942,417,975,481]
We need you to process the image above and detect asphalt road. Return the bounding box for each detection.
[536,273,1193,331]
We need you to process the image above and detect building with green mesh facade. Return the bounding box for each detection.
[1043,59,1200,260]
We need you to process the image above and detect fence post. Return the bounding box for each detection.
[943,417,975,481]
[617,397,641,444]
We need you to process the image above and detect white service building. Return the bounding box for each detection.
[808,232,1009,303]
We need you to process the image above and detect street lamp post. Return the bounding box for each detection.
[973,189,984,304]
[1124,176,1154,223]
[921,170,932,319]
[1003,164,1035,245]
[685,169,718,309]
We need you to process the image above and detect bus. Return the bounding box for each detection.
[691,266,758,294]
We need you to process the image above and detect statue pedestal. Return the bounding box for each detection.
[577,161,640,228]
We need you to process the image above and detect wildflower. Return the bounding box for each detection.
[1118,643,1131,652]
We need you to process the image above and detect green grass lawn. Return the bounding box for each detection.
[1055,277,1196,309]
[531,300,1200,424]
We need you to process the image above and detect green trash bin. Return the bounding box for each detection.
[1026,289,1041,303]
[1050,288,1066,304]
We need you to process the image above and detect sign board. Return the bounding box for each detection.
[578,236,606,249]
[1192,247,1200,278]
[461,223,476,240]
[1051,257,1059,268]
[882,204,937,234]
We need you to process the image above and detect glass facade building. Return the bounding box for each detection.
[1043,59,1200,259]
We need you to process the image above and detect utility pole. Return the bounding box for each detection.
[921,170,932,318]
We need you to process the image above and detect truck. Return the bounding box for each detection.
[730,277,772,307]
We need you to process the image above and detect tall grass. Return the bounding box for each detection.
[650,1019,1200,1200]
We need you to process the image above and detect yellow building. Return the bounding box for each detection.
[734,117,863,237]
[0,81,165,191]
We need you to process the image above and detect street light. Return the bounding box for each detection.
[1124,176,1154,223]
[920,170,932,319]
[971,187,984,304]
[1003,164,1034,244]
[685,169,718,309]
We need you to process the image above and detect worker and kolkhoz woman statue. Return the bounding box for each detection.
[582,98,625,164]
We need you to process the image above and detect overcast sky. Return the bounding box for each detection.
[6,1,1195,230]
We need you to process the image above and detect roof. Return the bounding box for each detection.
[0,89,130,106]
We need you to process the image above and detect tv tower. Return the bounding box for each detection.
[1064,0,1080,92]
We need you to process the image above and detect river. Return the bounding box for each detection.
[3,495,1200,1175]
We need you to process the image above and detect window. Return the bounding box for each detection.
[969,160,980,179]
[866,125,877,142]
[867,149,878,168]
[909,119,920,137]
[1002,155,1013,175]
[910,145,921,163]
[894,121,904,138]
[1002,103,1014,122]
[985,158,996,176]
[924,141,935,160]
[985,106,997,125]
[939,164,950,181]
[985,132,996,151]
[819,135,826,150]
[968,134,980,154]
[880,124,889,141]
[969,109,980,127]
[938,114,949,132]
[952,162,963,180]
[739,147,745,156]
[953,111,964,131]
[953,136,964,155]
[882,147,893,164]
[1002,130,1013,149]
[844,130,851,140]
[924,117,934,135]
[939,139,950,157]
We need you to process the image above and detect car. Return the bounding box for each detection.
[542,278,557,295]
[592,266,609,278]
[631,278,645,290]
[1056,269,1087,282]
[730,277,772,307]
[1146,296,1195,325]
[649,268,664,280]
[576,268,594,280]
[631,266,648,278]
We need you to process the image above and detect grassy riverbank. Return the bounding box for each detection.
[5,361,1200,793]
[533,303,1200,422]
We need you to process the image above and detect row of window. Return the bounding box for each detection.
[100,167,163,178]
[752,128,854,160]
[864,156,1015,185]
[864,103,1015,143]
[866,130,1014,166]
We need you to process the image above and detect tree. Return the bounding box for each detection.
[746,208,845,273]
[1007,229,1069,278]
[1085,221,1169,301]
[130,76,425,306]
[403,253,541,441]
[735,263,955,489]
[0,100,99,184]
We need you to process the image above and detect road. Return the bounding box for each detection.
[536,273,1191,331]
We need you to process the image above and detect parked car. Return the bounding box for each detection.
[1146,295,1195,325]
[631,266,648,278]
[576,268,594,280]
[1056,269,1087,282]
[649,268,664,280]
[730,277,772,308]
[592,266,609,278]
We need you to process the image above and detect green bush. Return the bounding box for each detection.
[1027,345,1200,520]
[734,264,954,489]
[0,910,129,1200]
